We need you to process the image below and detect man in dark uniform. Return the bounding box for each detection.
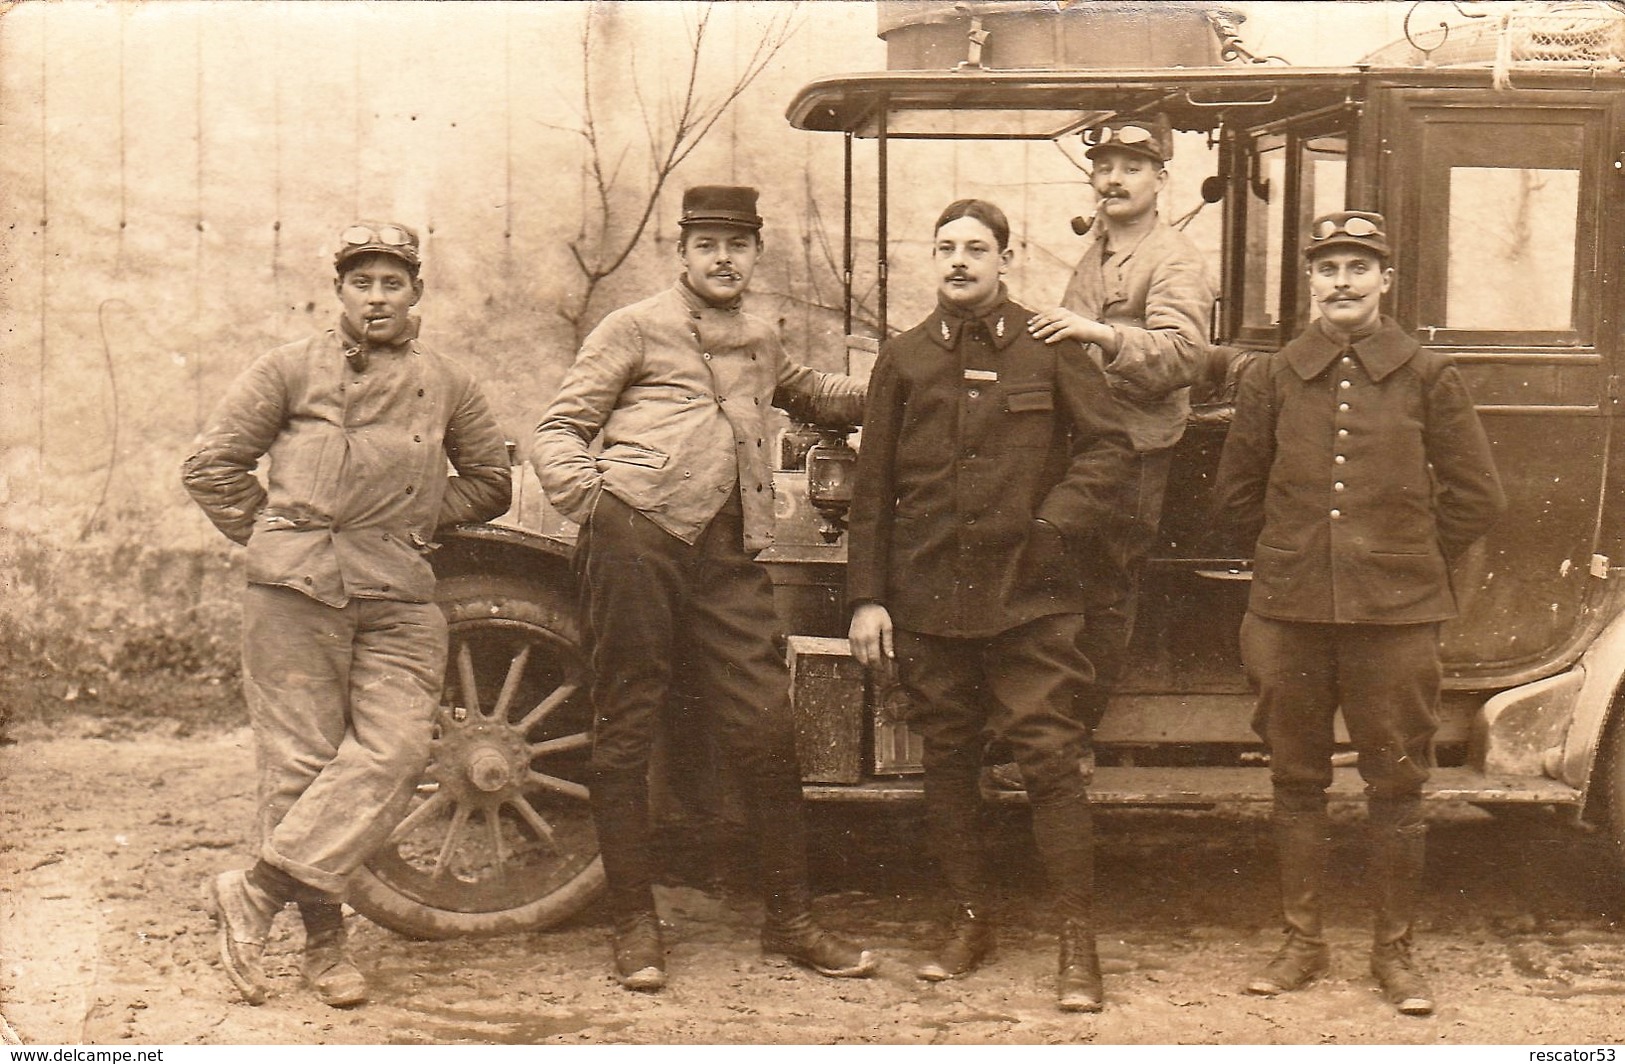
[184,222,513,1007]
[532,186,874,992]
[847,199,1139,1012]
[1211,211,1505,1016]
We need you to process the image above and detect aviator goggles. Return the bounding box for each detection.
[336,224,420,267]
[1310,216,1382,241]
[1081,123,1156,147]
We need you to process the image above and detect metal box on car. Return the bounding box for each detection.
[787,636,866,784]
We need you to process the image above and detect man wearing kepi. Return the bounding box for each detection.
[1027,113,1212,739]
[182,222,512,1006]
[1211,211,1504,1016]
[532,185,873,992]
[846,199,1139,1011]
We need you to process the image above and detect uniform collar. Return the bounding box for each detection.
[335,313,419,371]
[927,285,1020,351]
[1283,316,1417,382]
[1086,213,1164,263]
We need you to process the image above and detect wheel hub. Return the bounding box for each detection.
[432,709,533,807]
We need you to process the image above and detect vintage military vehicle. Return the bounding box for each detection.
[346,0,1625,938]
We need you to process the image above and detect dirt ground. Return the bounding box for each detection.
[4,688,1625,1046]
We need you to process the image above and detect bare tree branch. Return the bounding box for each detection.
[555,1,803,341]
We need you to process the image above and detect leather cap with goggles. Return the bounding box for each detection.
[1082,114,1172,164]
[1303,210,1389,260]
[335,222,421,270]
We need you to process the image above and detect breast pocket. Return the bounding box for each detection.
[1001,383,1054,450]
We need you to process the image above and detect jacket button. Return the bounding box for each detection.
[381,584,391,592]
[382,533,391,541]
[1330,509,1342,519]
[1338,428,1349,438]
[967,388,980,399]
[684,470,692,478]
[1335,455,1346,464]
[1334,482,1345,492]
[304,576,314,585]
[1340,380,1352,389]
[703,353,712,361]
[417,388,425,397]
[405,486,415,495]
[413,434,422,443]
[1338,402,1350,412]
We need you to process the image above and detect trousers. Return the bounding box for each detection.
[241,583,444,896]
[1241,611,1440,810]
[575,490,814,920]
[896,614,1096,920]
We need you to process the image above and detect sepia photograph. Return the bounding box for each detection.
[2,0,1624,1047]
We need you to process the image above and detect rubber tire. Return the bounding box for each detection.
[1602,704,1625,868]
[349,572,604,939]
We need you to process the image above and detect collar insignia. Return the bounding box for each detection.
[994,316,1005,338]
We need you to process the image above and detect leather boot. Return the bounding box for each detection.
[1031,786,1102,1011]
[919,759,994,980]
[200,869,284,1005]
[611,911,667,991]
[1247,811,1332,995]
[750,759,876,978]
[917,902,993,981]
[299,902,367,1007]
[589,767,667,990]
[1369,800,1434,1016]
[1057,917,1104,1013]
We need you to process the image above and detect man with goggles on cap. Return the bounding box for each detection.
[1211,210,1504,1016]
[184,221,512,1008]
[532,185,873,992]
[1025,113,1214,753]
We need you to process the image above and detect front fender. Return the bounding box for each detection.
[432,522,576,587]
[1557,603,1625,817]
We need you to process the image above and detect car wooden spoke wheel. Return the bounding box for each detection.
[349,574,602,938]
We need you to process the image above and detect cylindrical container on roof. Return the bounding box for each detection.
[876,0,1245,72]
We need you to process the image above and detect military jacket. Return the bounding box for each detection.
[846,294,1139,639]
[182,323,513,607]
[1211,317,1505,624]
[532,280,865,552]
[1061,217,1214,453]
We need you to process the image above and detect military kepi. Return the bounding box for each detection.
[680,186,763,231]
[1082,113,1173,164]
[1303,210,1389,260]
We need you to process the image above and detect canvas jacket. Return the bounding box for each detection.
[1061,216,1214,452]
[182,323,513,607]
[532,280,866,552]
[846,292,1140,639]
[1210,316,1506,624]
